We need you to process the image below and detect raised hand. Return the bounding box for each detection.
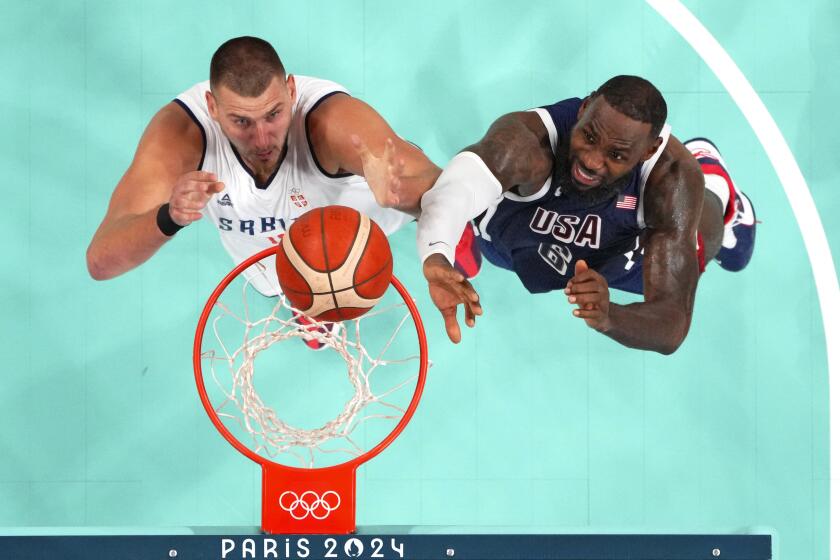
[168,171,225,226]
[565,259,612,331]
[423,254,483,343]
[351,135,404,209]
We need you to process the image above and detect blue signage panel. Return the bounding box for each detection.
[0,534,771,560]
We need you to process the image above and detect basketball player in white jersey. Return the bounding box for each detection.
[86,36,439,296]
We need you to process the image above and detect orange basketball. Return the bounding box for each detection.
[275,206,393,321]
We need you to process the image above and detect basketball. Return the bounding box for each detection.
[275,206,393,321]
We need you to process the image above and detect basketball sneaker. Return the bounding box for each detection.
[292,311,340,351]
[685,137,756,272]
[453,223,482,280]
[716,189,756,272]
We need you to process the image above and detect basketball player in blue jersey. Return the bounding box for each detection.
[414,75,756,354]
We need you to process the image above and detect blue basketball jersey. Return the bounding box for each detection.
[475,98,670,295]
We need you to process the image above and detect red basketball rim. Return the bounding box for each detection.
[193,246,429,473]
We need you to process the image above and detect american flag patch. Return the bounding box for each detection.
[616,194,637,210]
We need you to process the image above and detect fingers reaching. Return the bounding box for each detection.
[424,255,483,343]
[384,137,396,163]
[351,135,406,209]
[441,306,462,343]
[169,171,225,227]
[464,300,477,328]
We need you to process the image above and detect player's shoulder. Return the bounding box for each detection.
[170,80,215,146]
[643,134,705,228]
[131,100,203,172]
[293,75,351,113]
[176,79,210,100]
[647,134,703,192]
[293,74,346,91]
[173,80,211,117]
[539,96,584,113]
[148,101,203,144]
[534,97,583,130]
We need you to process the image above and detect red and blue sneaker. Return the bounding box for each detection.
[716,189,756,272]
[685,137,756,272]
[292,311,339,351]
[453,222,482,280]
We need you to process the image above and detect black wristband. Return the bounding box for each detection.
[156,203,185,236]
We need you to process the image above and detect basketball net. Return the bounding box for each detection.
[194,247,428,534]
[203,279,419,465]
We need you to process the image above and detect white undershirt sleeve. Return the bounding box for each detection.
[416,151,503,264]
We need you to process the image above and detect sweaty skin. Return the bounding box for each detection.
[565,133,707,354]
[422,95,722,354]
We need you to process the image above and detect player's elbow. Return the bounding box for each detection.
[656,339,682,356]
[656,315,691,355]
[86,243,117,281]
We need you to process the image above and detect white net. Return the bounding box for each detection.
[198,265,424,469]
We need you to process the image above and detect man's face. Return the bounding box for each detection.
[556,95,660,202]
[206,74,296,169]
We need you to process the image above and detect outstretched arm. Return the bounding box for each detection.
[565,137,705,354]
[419,111,555,342]
[86,103,219,280]
[464,111,554,192]
[418,110,553,265]
[306,93,440,215]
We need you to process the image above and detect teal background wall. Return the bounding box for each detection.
[0,1,836,559]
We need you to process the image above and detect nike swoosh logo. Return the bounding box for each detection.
[428,241,449,247]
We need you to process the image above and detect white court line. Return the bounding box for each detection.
[646,0,840,555]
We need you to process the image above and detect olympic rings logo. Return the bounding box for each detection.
[279,490,341,520]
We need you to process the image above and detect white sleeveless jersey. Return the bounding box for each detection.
[175,76,412,295]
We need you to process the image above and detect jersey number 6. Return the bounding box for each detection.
[538,243,573,276]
